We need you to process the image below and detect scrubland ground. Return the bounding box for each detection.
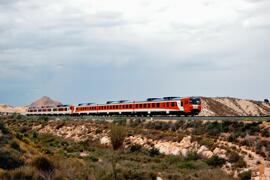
[2,115,269,180]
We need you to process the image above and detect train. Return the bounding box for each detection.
[26,97,202,116]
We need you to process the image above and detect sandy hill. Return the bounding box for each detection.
[29,96,62,108]
[0,104,27,114]
[199,97,270,116]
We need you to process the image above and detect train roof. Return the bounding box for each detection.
[78,103,95,106]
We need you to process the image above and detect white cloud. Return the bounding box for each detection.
[0,0,269,105]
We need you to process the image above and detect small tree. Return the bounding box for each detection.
[206,156,226,167]
[264,99,269,103]
[109,125,127,180]
[110,125,127,150]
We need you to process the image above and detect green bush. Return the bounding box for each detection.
[0,121,9,134]
[148,148,160,157]
[239,170,251,180]
[0,150,24,170]
[228,151,240,163]
[32,131,38,139]
[206,156,226,167]
[227,134,237,142]
[177,161,196,169]
[110,125,127,150]
[129,144,142,153]
[261,129,270,137]
[185,152,198,161]
[15,132,24,140]
[10,141,21,151]
[234,158,246,168]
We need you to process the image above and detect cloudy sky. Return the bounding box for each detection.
[0,0,269,106]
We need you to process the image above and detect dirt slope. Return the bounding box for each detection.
[199,97,270,116]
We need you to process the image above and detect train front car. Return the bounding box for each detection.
[188,97,202,116]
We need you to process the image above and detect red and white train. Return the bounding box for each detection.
[27,97,202,116]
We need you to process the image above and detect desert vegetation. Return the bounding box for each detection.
[2,114,270,179]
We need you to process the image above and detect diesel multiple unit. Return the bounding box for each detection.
[27,97,202,116]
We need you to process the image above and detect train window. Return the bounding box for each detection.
[152,103,156,108]
[157,103,160,108]
[143,104,146,108]
[135,104,138,108]
[171,102,175,107]
[139,104,142,108]
[166,102,169,107]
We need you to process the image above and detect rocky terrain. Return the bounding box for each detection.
[1,117,233,180]
[31,119,269,179]
[199,97,270,116]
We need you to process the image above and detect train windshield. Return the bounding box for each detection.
[190,98,201,105]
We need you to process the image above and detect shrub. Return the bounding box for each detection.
[110,125,127,150]
[261,129,270,137]
[228,151,240,163]
[38,116,49,121]
[89,156,99,162]
[7,167,35,180]
[33,131,38,139]
[206,156,226,167]
[16,132,24,140]
[129,144,142,153]
[185,152,198,161]
[0,150,24,170]
[19,126,29,133]
[228,134,237,142]
[0,121,9,134]
[234,158,246,168]
[10,141,21,151]
[177,161,196,169]
[32,156,55,179]
[239,170,251,180]
[148,148,160,157]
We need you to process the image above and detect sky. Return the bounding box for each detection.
[0,0,269,106]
